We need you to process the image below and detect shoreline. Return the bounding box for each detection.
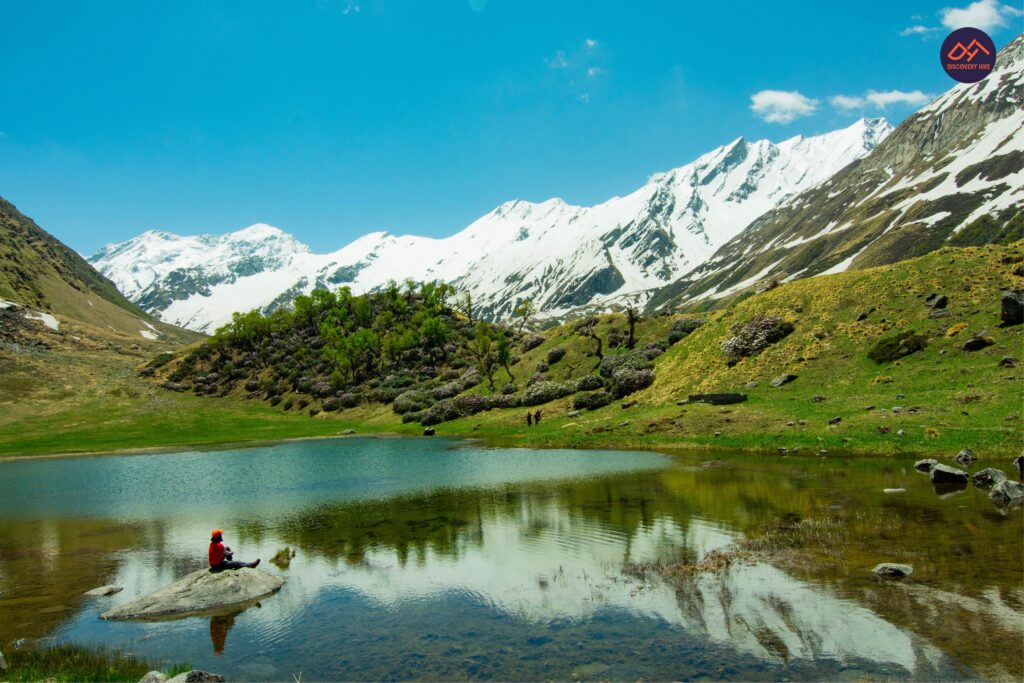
[0,422,994,464]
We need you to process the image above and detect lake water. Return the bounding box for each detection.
[0,437,1021,680]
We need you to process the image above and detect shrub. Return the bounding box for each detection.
[422,399,461,426]
[574,391,613,410]
[546,347,566,364]
[599,351,653,378]
[311,381,334,398]
[433,381,462,400]
[283,398,294,410]
[401,410,424,424]
[339,392,361,408]
[297,398,310,409]
[575,374,604,391]
[535,360,550,373]
[868,331,928,363]
[520,333,545,352]
[522,380,575,406]
[322,397,341,412]
[453,393,489,416]
[381,374,415,389]
[488,393,521,409]
[393,390,433,414]
[372,386,403,404]
[527,372,544,386]
[607,328,626,348]
[721,316,794,364]
[501,382,517,395]
[642,341,667,360]
[459,369,481,389]
[611,367,655,398]
[668,317,705,344]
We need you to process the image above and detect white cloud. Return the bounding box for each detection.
[940,0,1021,33]
[584,38,598,49]
[829,89,932,111]
[579,93,591,103]
[545,50,568,69]
[749,90,819,124]
[865,89,931,108]
[829,94,867,111]
[586,67,602,77]
[900,24,940,36]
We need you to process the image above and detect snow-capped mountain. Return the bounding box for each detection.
[651,33,1024,310]
[90,118,892,332]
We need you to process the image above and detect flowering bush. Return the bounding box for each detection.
[599,351,653,378]
[546,347,566,364]
[433,381,462,400]
[573,391,613,410]
[611,367,655,398]
[668,318,705,344]
[393,389,433,414]
[522,380,575,406]
[721,316,794,365]
[575,374,605,391]
[520,333,545,352]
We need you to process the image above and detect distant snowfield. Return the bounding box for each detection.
[91,119,892,332]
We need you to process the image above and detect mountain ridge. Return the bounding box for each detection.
[89,118,893,332]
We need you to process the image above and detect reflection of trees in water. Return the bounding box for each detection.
[0,517,160,643]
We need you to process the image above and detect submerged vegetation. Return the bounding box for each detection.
[1,642,188,682]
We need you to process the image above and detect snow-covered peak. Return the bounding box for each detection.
[91,118,890,331]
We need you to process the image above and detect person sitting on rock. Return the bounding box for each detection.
[208,529,260,572]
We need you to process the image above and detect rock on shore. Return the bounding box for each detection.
[101,568,283,620]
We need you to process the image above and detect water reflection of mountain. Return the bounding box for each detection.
[2,448,1020,679]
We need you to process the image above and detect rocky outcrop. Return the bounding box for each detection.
[771,373,797,387]
[872,563,913,578]
[1001,290,1023,326]
[84,585,123,597]
[953,448,976,466]
[101,568,283,620]
[990,479,1024,506]
[971,468,1006,488]
[914,459,938,473]
[930,464,968,485]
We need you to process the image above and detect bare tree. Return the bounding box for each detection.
[574,316,603,367]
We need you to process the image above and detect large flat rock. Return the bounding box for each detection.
[100,568,283,620]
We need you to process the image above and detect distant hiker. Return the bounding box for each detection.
[208,529,260,572]
[526,412,533,426]
[534,409,542,424]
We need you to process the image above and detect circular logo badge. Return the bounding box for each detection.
[940,27,996,83]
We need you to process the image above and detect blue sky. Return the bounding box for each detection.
[1,1,1021,255]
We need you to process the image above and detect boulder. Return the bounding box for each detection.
[927,309,951,319]
[883,488,905,494]
[972,468,1007,488]
[953,448,977,466]
[566,410,582,418]
[812,395,827,402]
[423,427,436,436]
[872,563,913,578]
[771,373,798,387]
[990,479,1024,506]
[687,393,747,405]
[100,568,283,620]
[930,464,968,484]
[828,416,842,425]
[962,337,994,352]
[84,585,123,597]
[341,429,356,435]
[925,294,948,309]
[999,356,1018,368]
[139,672,167,683]
[914,458,937,472]
[1001,290,1024,326]
[745,381,759,389]
[1015,454,1024,479]
[167,671,225,683]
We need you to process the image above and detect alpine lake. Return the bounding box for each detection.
[0,437,1020,681]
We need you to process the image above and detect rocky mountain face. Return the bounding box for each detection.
[89,119,891,332]
[650,34,1024,311]
[0,196,195,341]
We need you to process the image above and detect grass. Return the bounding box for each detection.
[1,642,189,682]
[1,242,1021,459]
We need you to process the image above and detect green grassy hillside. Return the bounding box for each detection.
[1,242,1021,459]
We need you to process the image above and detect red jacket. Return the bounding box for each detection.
[209,540,225,566]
